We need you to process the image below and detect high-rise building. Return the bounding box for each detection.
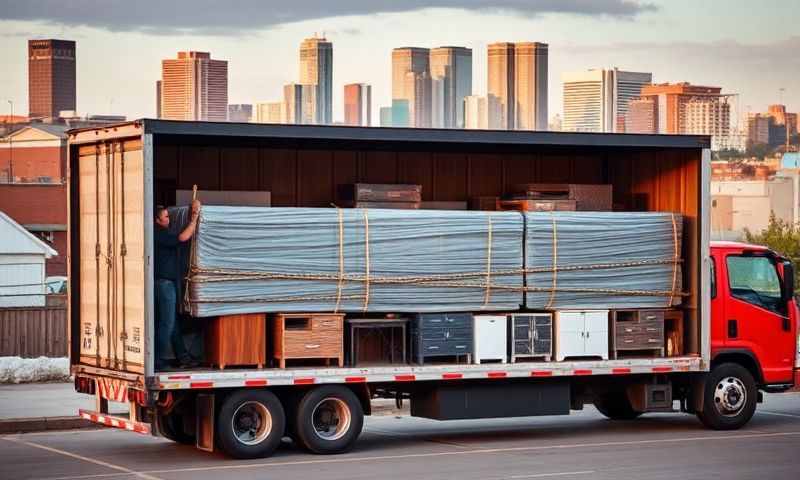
[161,51,228,121]
[562,68,652,133]
[625,97,657,134]
[283,83,316,124]
[156,80,162,118]
[513,42,548,130]
[299,36,333,124]
[748,113,772,146]
[464,95,502,130]
[404,71,432,128]
[255,102,285,124]
[487,42,548,130]
[228,104,253,122]
[767,104,798,138]
[379,107,393,127]
[28,39,76,119]
[429,47,472,128]
[343,83,372,126]
[392,47,429,127]
[487,42,515,130]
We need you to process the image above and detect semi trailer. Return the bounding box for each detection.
[66,120,800,459]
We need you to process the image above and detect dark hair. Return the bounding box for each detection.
[154,205,168,220]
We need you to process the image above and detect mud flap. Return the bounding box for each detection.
[196,393,215,452]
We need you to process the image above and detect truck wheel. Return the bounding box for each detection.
[593,391,642,420]
[696,363,757,430]
[157,412,195,444]
[294,386,364,454]
[216,390,285,459]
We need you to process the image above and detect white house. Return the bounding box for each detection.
[0,211,57,308]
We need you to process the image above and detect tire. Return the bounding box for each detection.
[157,411,195,445]
[216,389,286,459]
[593,391,643,420]
[294,386,364,455]
[696,363,757,430]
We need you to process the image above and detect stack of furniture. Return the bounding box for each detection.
[411,313,473,365]
[337,183,422,209]
[554,310,609,361]
[509,313,552,362]
[345,317,408,366]
[472,315,508,364]
[205,313,266,369]
[510,183,613,211]
[273,313,344,368]
[612,309,666,359]
[497,199,577,212]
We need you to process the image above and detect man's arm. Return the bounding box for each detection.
[178,200,201,242]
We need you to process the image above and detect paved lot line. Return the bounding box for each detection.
[759,410,800,419]
[509,471,595,479]
[2,437,164,480]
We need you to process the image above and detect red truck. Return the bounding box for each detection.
[66,120,799,459]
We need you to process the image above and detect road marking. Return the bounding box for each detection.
[759,410,800,419]
[510,471,595,479]
[2,436,164,480]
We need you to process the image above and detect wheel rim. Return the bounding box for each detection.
[713,376,747,417]
[231,401,272,446]
[312,397,351,441]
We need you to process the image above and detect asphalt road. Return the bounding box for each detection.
[1,392,799,480]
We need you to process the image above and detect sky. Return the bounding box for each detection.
[1,0,799,127]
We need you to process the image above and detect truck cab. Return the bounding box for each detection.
[710,241,799,392]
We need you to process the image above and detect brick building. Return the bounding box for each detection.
[28,39,76,119]
[0,124,68,276]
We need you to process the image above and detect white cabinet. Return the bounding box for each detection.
[555,310,609,361]
[472,315,507,364]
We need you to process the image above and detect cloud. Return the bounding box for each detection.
[1,0,658,35]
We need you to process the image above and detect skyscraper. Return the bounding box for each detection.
[156,80,162,118]
[344,83,372,126]
[562,68,652,133]
[487,42,548,130]
[487,42,514,129]
[464,95,502,130]
[255,102,285,124]
[405,71,432,128]
[28,39,76,119]
[161,51,228,121]
[228,104,253,123]
[299,36,333,124]
[429,47,472,128]
[513,42,548,130]
[392,47,429,127]
[283,83,316,124]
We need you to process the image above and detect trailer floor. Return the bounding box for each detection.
[2,392,799,480]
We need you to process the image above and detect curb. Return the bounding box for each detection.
[0,416,98,434]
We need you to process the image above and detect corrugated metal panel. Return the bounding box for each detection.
[0,254,47,308]
[0,307,67,357]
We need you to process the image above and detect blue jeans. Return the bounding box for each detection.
[155,279,188,369]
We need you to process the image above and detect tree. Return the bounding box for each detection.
[743,213,800,285]
[745,142,773,159]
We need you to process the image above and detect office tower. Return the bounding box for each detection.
[284,83,316,124]
[562,68,651,133]
[487,42,514,129]
[28,39,76,119]
[748,114,771,145]
[429,46,472,128]
[767,104,798,137]
[156,80,161,118]
[161,51,228,121]
[228,104,253,122]
[344,83,372,126]
[380,107,393,127]
[464,95,487,129]
[392,47,429,127]
[625,97,657,134]
[299,36,333,124]
[404,71,432,128]
[255,102,285,123]
[513,42,548,130]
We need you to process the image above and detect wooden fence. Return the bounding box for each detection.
[0,305,68,358]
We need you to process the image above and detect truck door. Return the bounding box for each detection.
[722,253,795,384]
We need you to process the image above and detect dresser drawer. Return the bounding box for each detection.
[420,340,471,355]
[418,327,472,342]
[415,313,472,328]
[616,333,663,350]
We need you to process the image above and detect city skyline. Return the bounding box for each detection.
[2,1,798,124]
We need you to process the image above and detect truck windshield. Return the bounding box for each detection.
[726,255,783,313]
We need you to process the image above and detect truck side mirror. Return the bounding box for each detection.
[782,260,795,302]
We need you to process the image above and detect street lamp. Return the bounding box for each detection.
[6,100,12,183]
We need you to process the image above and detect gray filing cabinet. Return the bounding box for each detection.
[508,314,552,362]
[411,313,473,365]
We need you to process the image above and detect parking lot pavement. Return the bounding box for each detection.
[1,392,798,480]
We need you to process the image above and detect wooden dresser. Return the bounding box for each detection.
[273,313,344,368]
[612,309,665,358]
[206,313,266,369]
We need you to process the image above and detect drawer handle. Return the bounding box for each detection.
[647,339,660,343]
[624,328,634,333]
[645,315,658,320]
[304,344,320,349]
[427,346,439,350]
[624,339,634,344]
[646,328,659,332]
[455,345,466,349]
[320,321,337,327]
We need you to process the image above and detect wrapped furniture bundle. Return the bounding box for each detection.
[185,207,524,316]
[524,212,683,310]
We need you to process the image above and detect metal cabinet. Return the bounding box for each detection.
[508,314,552,362]
[411,313,473,365]
[472,315,508,364]
[555,310,609,361]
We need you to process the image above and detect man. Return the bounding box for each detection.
[154,200,201,370]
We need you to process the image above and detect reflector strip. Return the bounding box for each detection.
[488,371,507,378]
[442,373,463,380]
[652,366,673,373]
[167,374,191,380]
[612,368,632,374]
[531,370,553,377]
[573,369,593,375]
[244,379,268,387]
[345,376,367,383]
[79,409,150,435]
[395,374,416,382]
[190,381,214,389]
[294,378,315,385]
